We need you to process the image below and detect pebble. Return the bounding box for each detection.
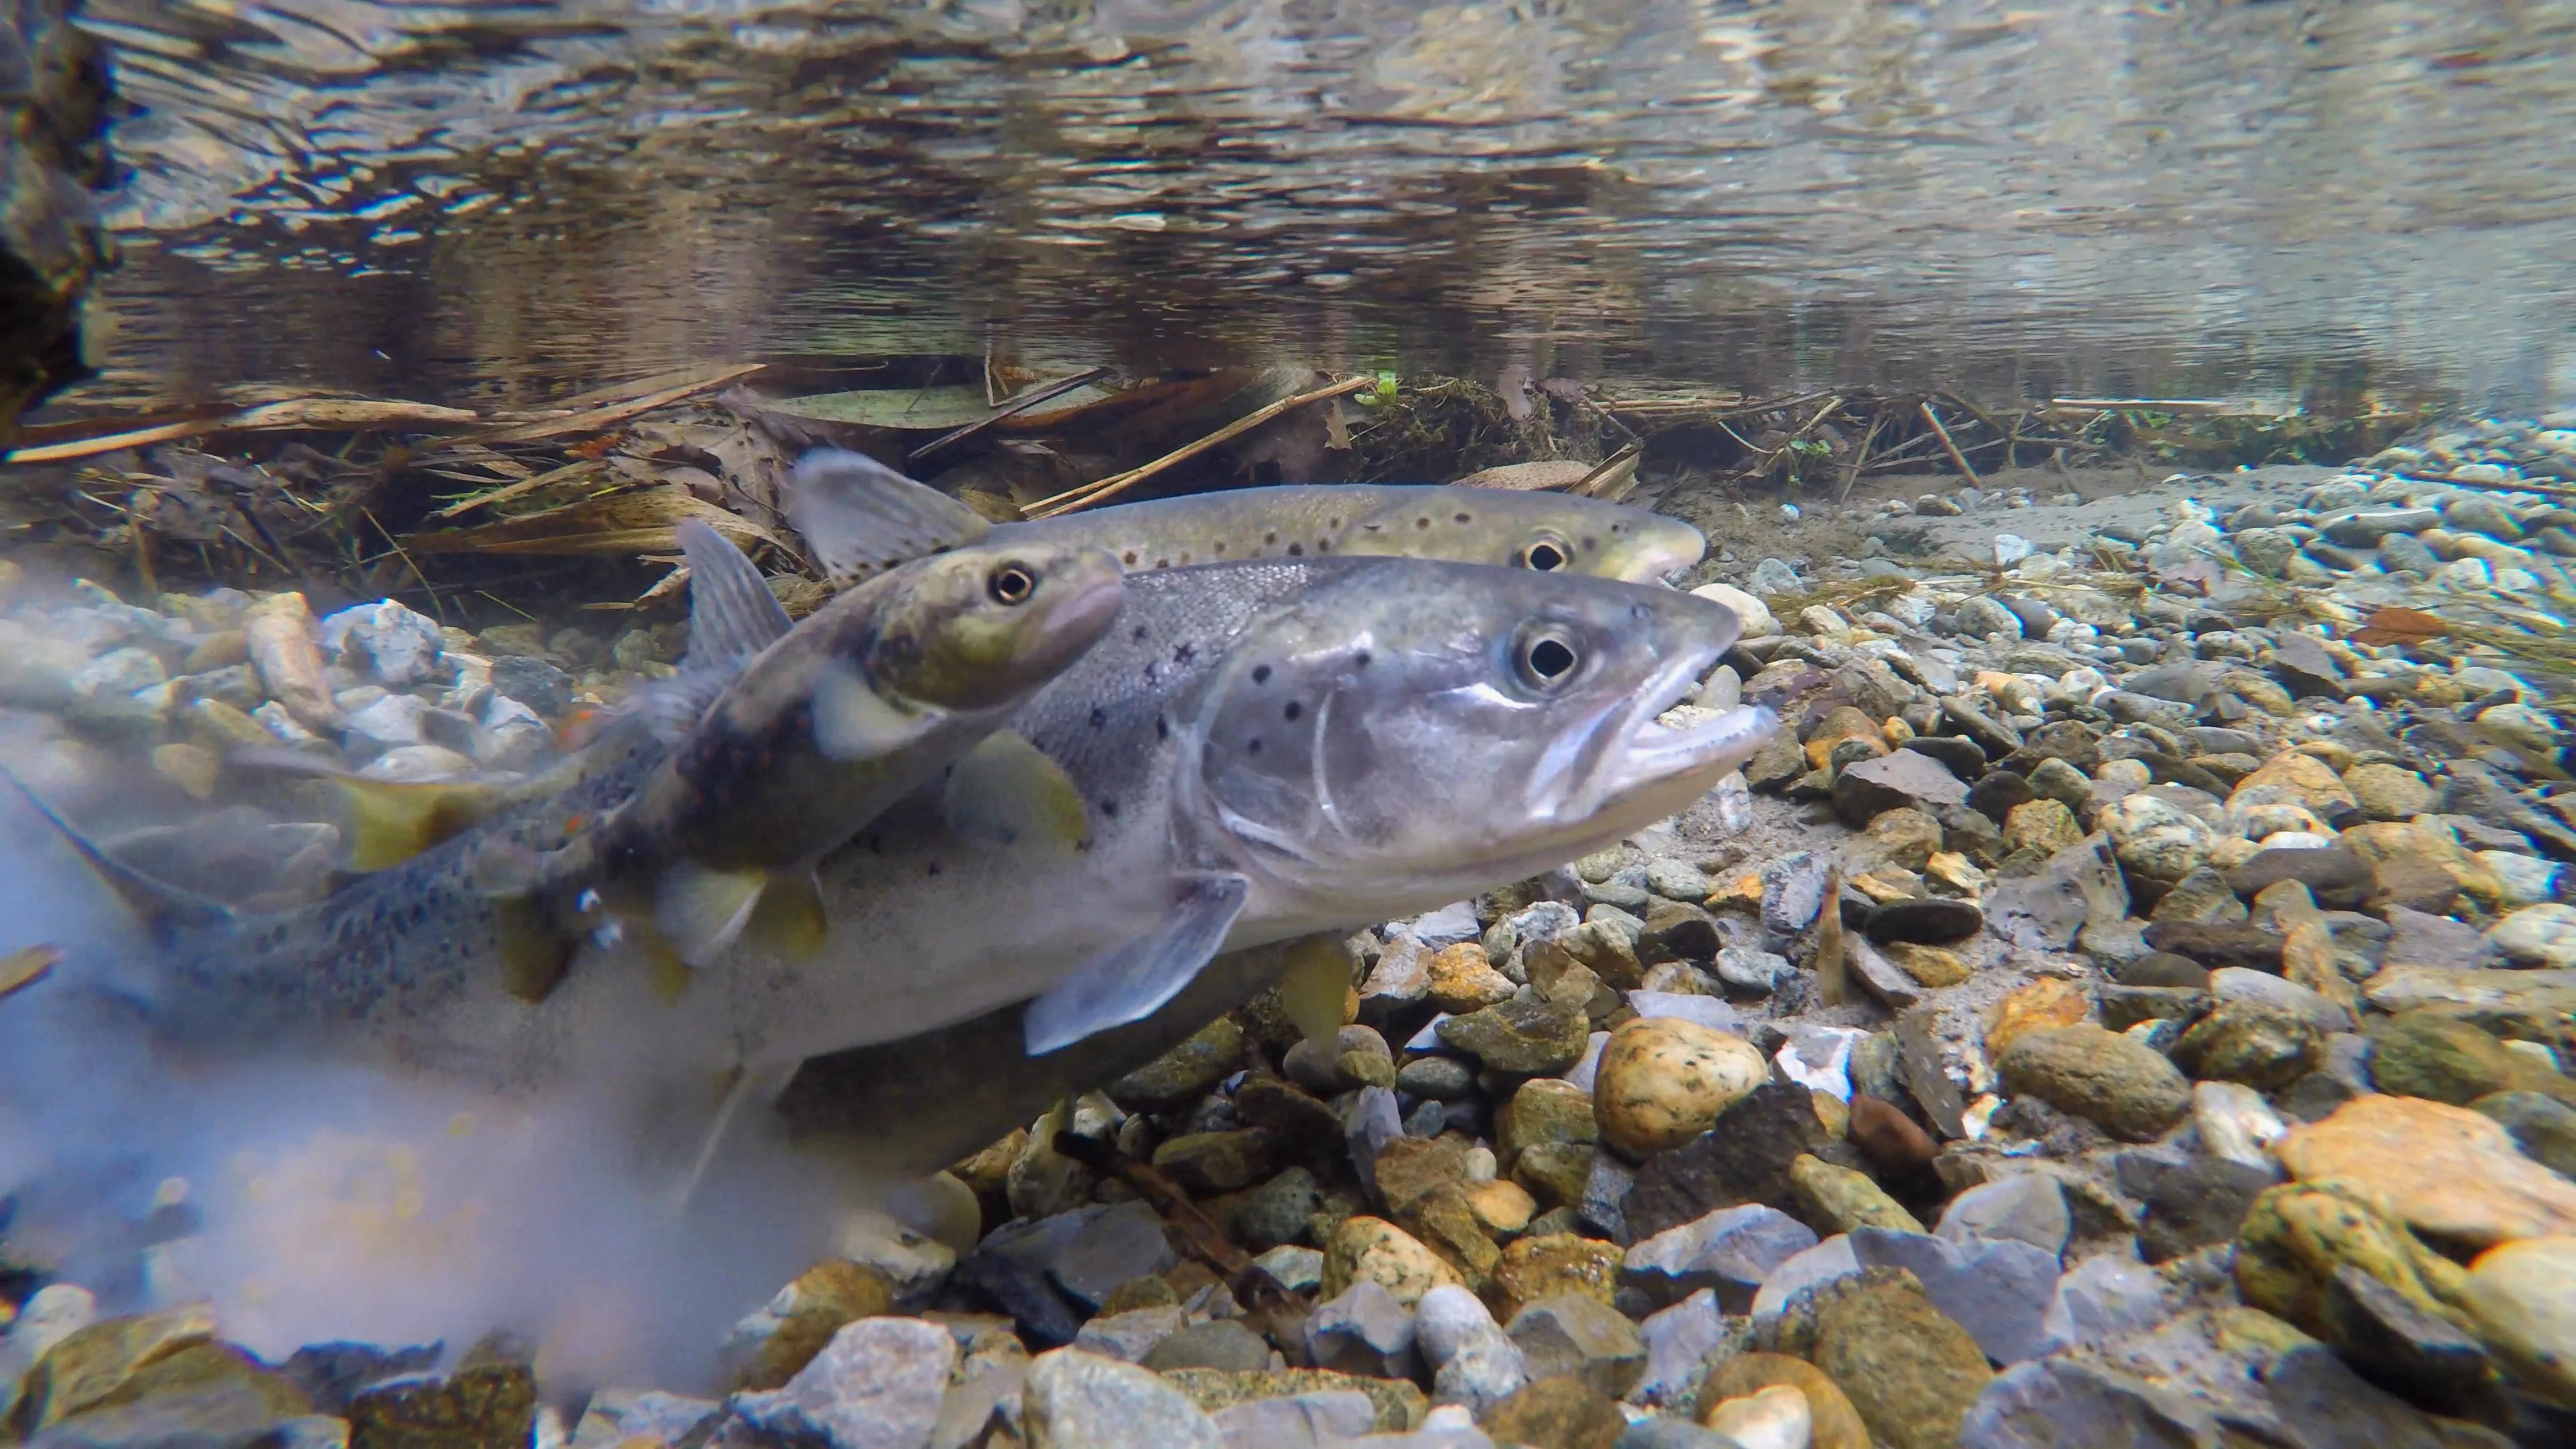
[2457,1235,2576,1409]
[1811,1275,1994,1449]
[727,1316,955,1446]
[1621,1203,1819,1312]
[1697,1354,1870,1449]
[1024,1348,1224,1448]
[1701,1384,1811,1449]
[1505,1293,1648,1399]
[1934,1175,2070,1258]
[1994,1025,2193,1142]
[1593,1017,1768,1159]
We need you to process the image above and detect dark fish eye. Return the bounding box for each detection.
[1518,537,1570,572]
[1517,628,1582,689]
[987,564,1036,604]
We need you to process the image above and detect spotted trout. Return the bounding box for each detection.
[676,554,1776,1086]
[7,525,1125,1092]
[782,450,1704,588]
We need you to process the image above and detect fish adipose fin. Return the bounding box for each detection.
[784,448,991,586]
[939,731,1090,854]
[644,519,797,741]
[5,769,233,938]
[1023,872,1250,1055]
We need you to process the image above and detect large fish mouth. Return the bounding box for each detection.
[1581,645,1781,812]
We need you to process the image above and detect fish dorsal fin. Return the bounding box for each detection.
[939,731,1090,854]
[677,518,792,669]
[784,448,991,586]
[1023,872,1249,1055]
[5,770,234,936]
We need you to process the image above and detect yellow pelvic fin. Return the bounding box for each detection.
[939,731,1089,855]
[335,777,502,871]
[0,945,61,1003]
[810,661,927,761]
[1277,932,1356,1046]
[655,863,770,966]
[744,871,829,960]
[491,898,575,1004]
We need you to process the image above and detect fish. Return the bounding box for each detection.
[539,519,1126,965]
[783,450,1704,589]
[3,525,1122,1093]
[682,553,1777,1077]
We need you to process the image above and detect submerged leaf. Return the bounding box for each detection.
[403,484,789,557]
[2352,606,2450,646]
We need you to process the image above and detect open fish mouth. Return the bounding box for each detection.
[1585,645,1782,810]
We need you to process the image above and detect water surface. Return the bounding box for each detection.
[71,0,2576,410]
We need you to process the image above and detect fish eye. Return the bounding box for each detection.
[1517,536,1570,572]
[1515,627,1582,689]
[987,564,1036,605]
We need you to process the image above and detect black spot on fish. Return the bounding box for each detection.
[1287,543,1303,556]
[1248,737,1263,755]
[1252,664,1272,684]
[1156,715,1170,740]
[1632,602,1652,622]
[1100,799,1118,817]
[1089,707,1108,729]
[1455,512,1471,523]
[1415,517,1431,529]
[1155,558,1170,568]
[1173,642,1195,664]
[1329,517,1342,529]
[926,861,943,877]
[1582,536,1598,551]
[1134,625,1149,641]
[1317,538,1331,552]
[1123,550,1139,566]
[1264,531,1278,545]
[1355,650,1371,667]
[1284,700,1302,720]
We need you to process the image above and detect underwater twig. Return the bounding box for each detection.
[909,367,1112,466]
[1837,415,1884,505]
[1030,374,1375,518]
[361,506,446,625]
[427,458,606,521]
[2384,472,2576,503]
[470,363,765,446]
[1919,402,1983,488]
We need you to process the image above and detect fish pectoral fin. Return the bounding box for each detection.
[810,661,932,761]
[664,1056,804,1218]
[677,517,793,669]
[744,871,828,960]
[1022,872,1250,1056]
[331,777,503,871]
[940,731,1089,853]
[784,447,992,587]
[492,896,576,1004]
[1275,932,1355,1046]
[655,863,770,965]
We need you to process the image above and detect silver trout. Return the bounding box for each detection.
[678,555,1776,1078]
[782,450,1704,588]
[7,527,1124,1090]
[545,519,1124,965]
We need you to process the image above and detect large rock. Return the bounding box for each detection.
[1994,1026,2192,1142]
[1505,1294,1648,1399]
[1834,751,1970,824]
[726,1316,956,1448]
[1324,1217,1466,1307]
[1621,1203,1820,1313]
[1986,835,2129,951]
[1957,1357,2220,1449]
[1305,1281,1421,1381]
[1622,1083,1837,1240]
[1479,1375,1625,1449]
[1696,1354,1870,1449]
[1851,1226,2060,1365]
[1024,1348,1224,1448]
[2458,1235,2576,1410]
[346,1363,537,1449]
[1811,1275,1995,1449]
[2275,1093,2576,1248]
[2232,1181,2491,1405]
[1485,1234,1624,1321]
[1593,1018,1768,1160]
[2365,1014,2576,1108]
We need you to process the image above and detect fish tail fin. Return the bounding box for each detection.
[784,448,991,587]
[4,769,234,939]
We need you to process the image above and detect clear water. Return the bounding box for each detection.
[70,1,2576,411]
